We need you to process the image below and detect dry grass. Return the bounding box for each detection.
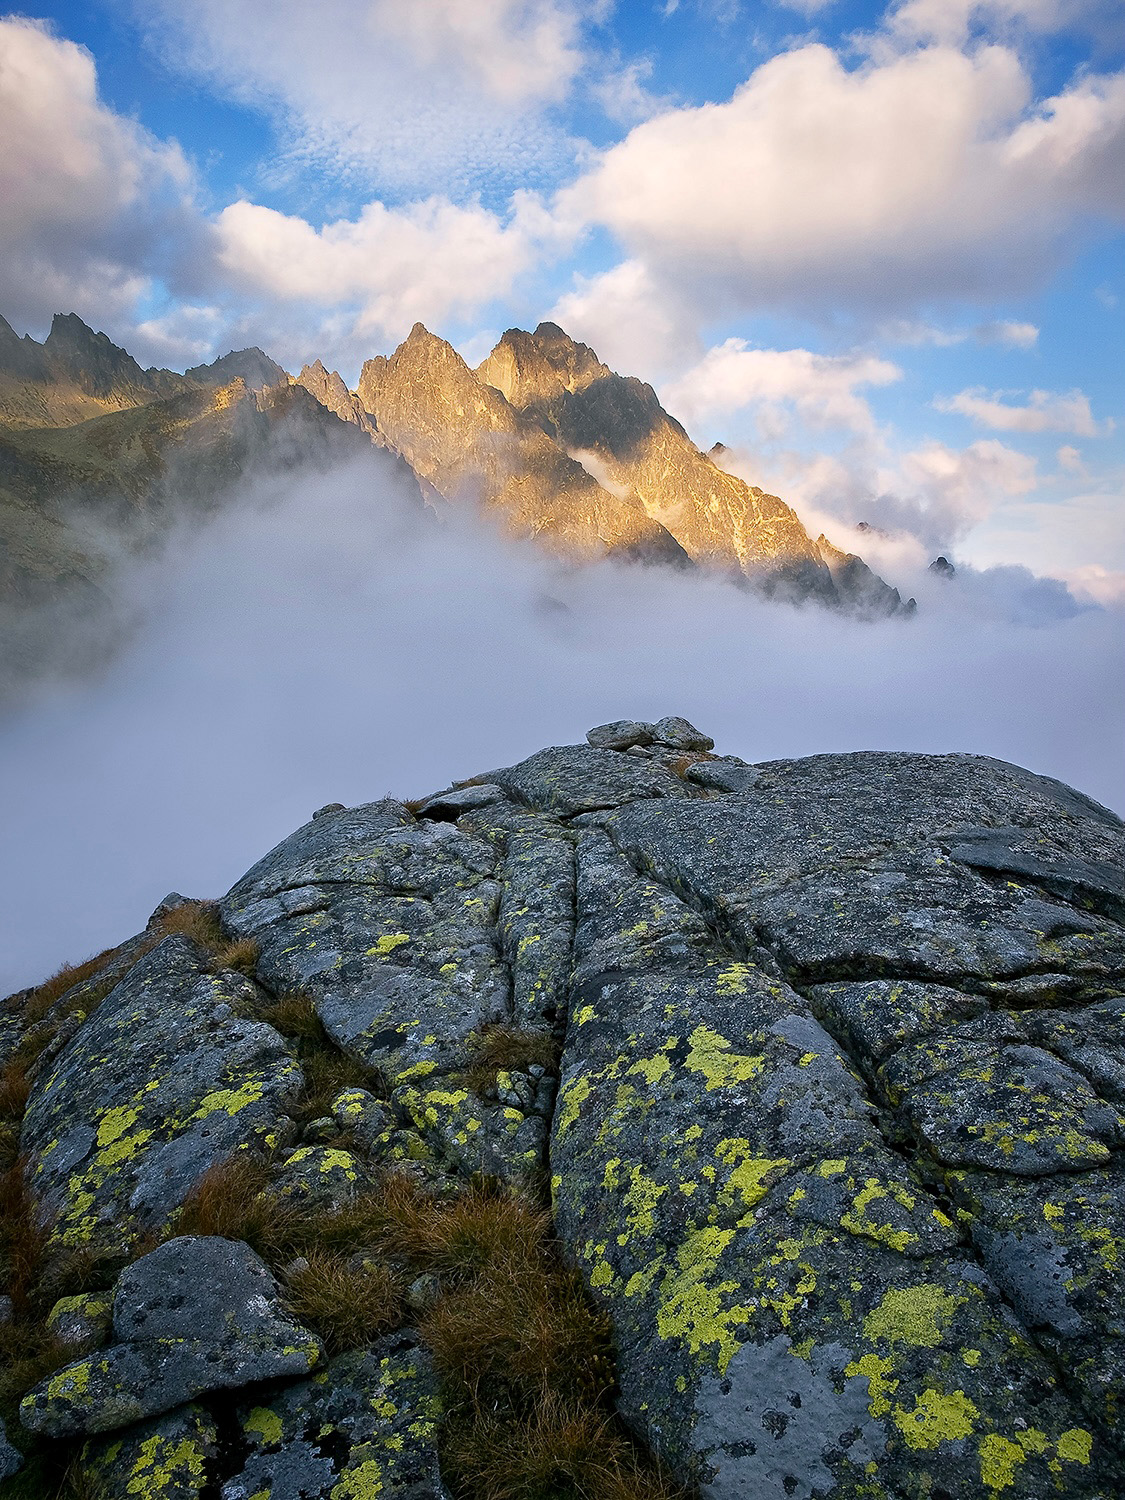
[243,989,386,1121]
[464,1026,559,1098]
[175,1154,283,1253]
[445,1395,688,1500]
[281,1248,404,1354]
[0,1157,49,1316]
[157,901,259,975]
[20,945,123,1025]
[0,1057,32,1120]
[251,990,325,1043]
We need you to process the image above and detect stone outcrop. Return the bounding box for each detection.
[4,728,1123,1496]
[294,359,381,438]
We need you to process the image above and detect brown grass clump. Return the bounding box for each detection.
[157,901,258,975]
[0,1157,49,1316]
[175,1154,282,1252]
[20,946,123,1026]
[0,1057,32,1120]
[244,990,386,1121]
[464,1026,559,1098]
[281,1248,404,1354]
[444,1395,687,1500]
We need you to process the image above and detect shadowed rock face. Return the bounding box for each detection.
[358,323,689,565]
[478,323,912,613]
[5,727,1123,1495]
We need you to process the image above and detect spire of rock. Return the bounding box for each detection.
[358,324,688,565]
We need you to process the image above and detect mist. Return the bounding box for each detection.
[2,450,1122,995]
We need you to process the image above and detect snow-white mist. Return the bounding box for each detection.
[2,449,1122,992]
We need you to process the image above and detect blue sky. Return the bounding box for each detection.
[1,0,1122,594]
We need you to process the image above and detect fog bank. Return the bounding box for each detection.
[2,454,1122,993]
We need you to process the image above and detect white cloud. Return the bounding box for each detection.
[0,16,193,332]
[547,259,700,379]
[562,40,1125,316]
[212,190,568,360]
[1056,444,1086,474]
[976,320,1039,347]
[935,386,1107,435]
[886,0,1119,46]
[880,318,1038,348]
[662,339,902,436]
[138,0,592,196]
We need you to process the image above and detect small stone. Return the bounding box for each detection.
[267,1145,369,1210]
[301,1116,340,1143]
[624,744,654,757]
[330,1088,395,1152]
[528,1064,545,1080]
[313,803,347,819]
[586,720,655,751]
[406,1274,440,1314]
[0,1295,12,1325]
[651,715,714,751]
[685,756,760,793]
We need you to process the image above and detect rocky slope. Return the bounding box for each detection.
[476,324,910,616]
[2,722,1123,1498]
[358,324,689,565]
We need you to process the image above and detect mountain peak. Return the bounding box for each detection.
[186,348,288,392]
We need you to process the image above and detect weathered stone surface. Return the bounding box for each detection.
[81,1404,218,1499]
[418,782,506,817]
[490,744,691,818]
[10,736,1125,1497]
[47,1291,113,1354]
[222,1335,448,1499]
[20,936,302,1249]
[552,756,1125,1494]
[21,1238,322,1438]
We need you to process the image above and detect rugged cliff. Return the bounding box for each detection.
[2,724,1123,1498]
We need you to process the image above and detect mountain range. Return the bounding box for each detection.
[0,311,914,696]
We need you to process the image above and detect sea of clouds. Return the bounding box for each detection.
[1,447,1122,993]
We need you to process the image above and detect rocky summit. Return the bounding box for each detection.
[3,725,1124,1498]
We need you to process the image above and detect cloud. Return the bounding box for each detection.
[1,446,1120,994]
[212,191,565,359]
[1056,444,1086,474]
[137,0,592,197]
[880,318,1038,348]
[562,40,1125,317]
[547,259,700,379]
[0,16,194,334]
[662,340,902,436]
[885,0,1124,46]
[935,386,1107,434]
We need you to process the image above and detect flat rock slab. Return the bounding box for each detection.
[491,744,691,816]
[20,937,302,1249]
[21,1237,322,1438]
[221,1335,449,1500]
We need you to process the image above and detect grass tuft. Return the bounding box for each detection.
[20,946,122,1026]
[464,1026,559,1098]
[281,1248,404,1354]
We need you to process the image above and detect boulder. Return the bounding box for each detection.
[20,937,303,1250]
[586,719,655,750]
[651,714,715,751]
[21,1237,322,1438]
